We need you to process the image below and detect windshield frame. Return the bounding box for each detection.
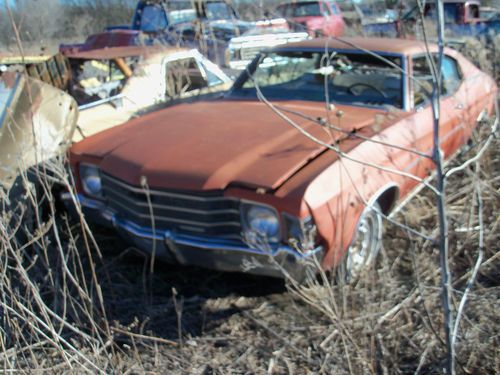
[205,1,237,20]
[229,47,408,110]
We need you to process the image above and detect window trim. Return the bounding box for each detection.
[410,52,463,110]
[230,48,407,110]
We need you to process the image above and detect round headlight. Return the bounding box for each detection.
[243,204,280,242]
[80,164,103,198]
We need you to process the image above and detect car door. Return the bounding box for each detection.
[410,53,466,178]
[162,51,231,101]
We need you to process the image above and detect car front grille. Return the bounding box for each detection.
[101,174,242,239]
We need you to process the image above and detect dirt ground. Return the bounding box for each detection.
[1,20,499,374]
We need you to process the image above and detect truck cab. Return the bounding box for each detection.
[131,0,240,33]
[276,0,345,37]
[122,0,252,65]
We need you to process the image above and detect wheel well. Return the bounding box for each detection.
[375,186,399,215]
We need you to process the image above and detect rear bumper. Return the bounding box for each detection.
[62,193,324,279]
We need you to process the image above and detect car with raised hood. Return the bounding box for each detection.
[65,37,497,280]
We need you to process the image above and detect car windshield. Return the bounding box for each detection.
[140,4,168,32]
[168,9,197,24]
[279,2,323,17]
[206,2,234,20]
[230,50,403,108]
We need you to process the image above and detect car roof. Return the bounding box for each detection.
[64,45,187,60]
[442,0,480,3]
[278,37,438,56]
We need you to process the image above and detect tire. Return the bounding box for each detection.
[336,202,383,284]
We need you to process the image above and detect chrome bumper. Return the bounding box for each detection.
[62,193,324,279]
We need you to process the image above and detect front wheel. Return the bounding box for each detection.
[337,202,383,284]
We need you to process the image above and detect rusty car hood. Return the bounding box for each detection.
[72,100,388,191]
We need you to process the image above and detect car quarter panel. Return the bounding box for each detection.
[276,52,496,269]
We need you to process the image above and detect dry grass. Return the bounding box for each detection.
[1,10,499,372]
[1,118,497,374]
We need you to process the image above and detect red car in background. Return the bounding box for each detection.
[276,0,345,37]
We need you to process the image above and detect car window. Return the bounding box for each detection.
[232,50,403,108]
[72,59,127,104]
[412,54,462,106]
[140,4,168,32]
[198,61,224,87]
[441,56,461,94]
[294,2,322,17]
[330,2,339,15]
[168,9,197,24]
[278,2,323,17]
[165,57,208,98]
[412,55,434,106]
[321,2,332,16]
[467,4,480,19]
[206,2,233,20]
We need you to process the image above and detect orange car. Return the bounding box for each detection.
[66,37,497,279]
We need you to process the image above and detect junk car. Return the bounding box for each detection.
[1,72,77,240]
[275,0,345,37]
[226,18,309,71]
[109,0,252,66]
[62,39,232,140]
[65,37,497,279]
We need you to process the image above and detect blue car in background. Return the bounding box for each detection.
[110,0,253,66]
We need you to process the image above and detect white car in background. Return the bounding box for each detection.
[226,19,309,70]
[70,47,233,141]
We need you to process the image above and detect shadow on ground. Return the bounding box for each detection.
[91,227,288,342]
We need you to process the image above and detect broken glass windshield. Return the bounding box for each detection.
[231,50,403,108]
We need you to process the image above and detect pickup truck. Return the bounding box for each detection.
[275,0,345,37]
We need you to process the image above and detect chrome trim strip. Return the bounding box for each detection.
[78,93,125,111]
[108,198,241,228]
[114,216,323,258]
[104,188,240,215]
[102,174,239,203]
[63,192,106,210]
